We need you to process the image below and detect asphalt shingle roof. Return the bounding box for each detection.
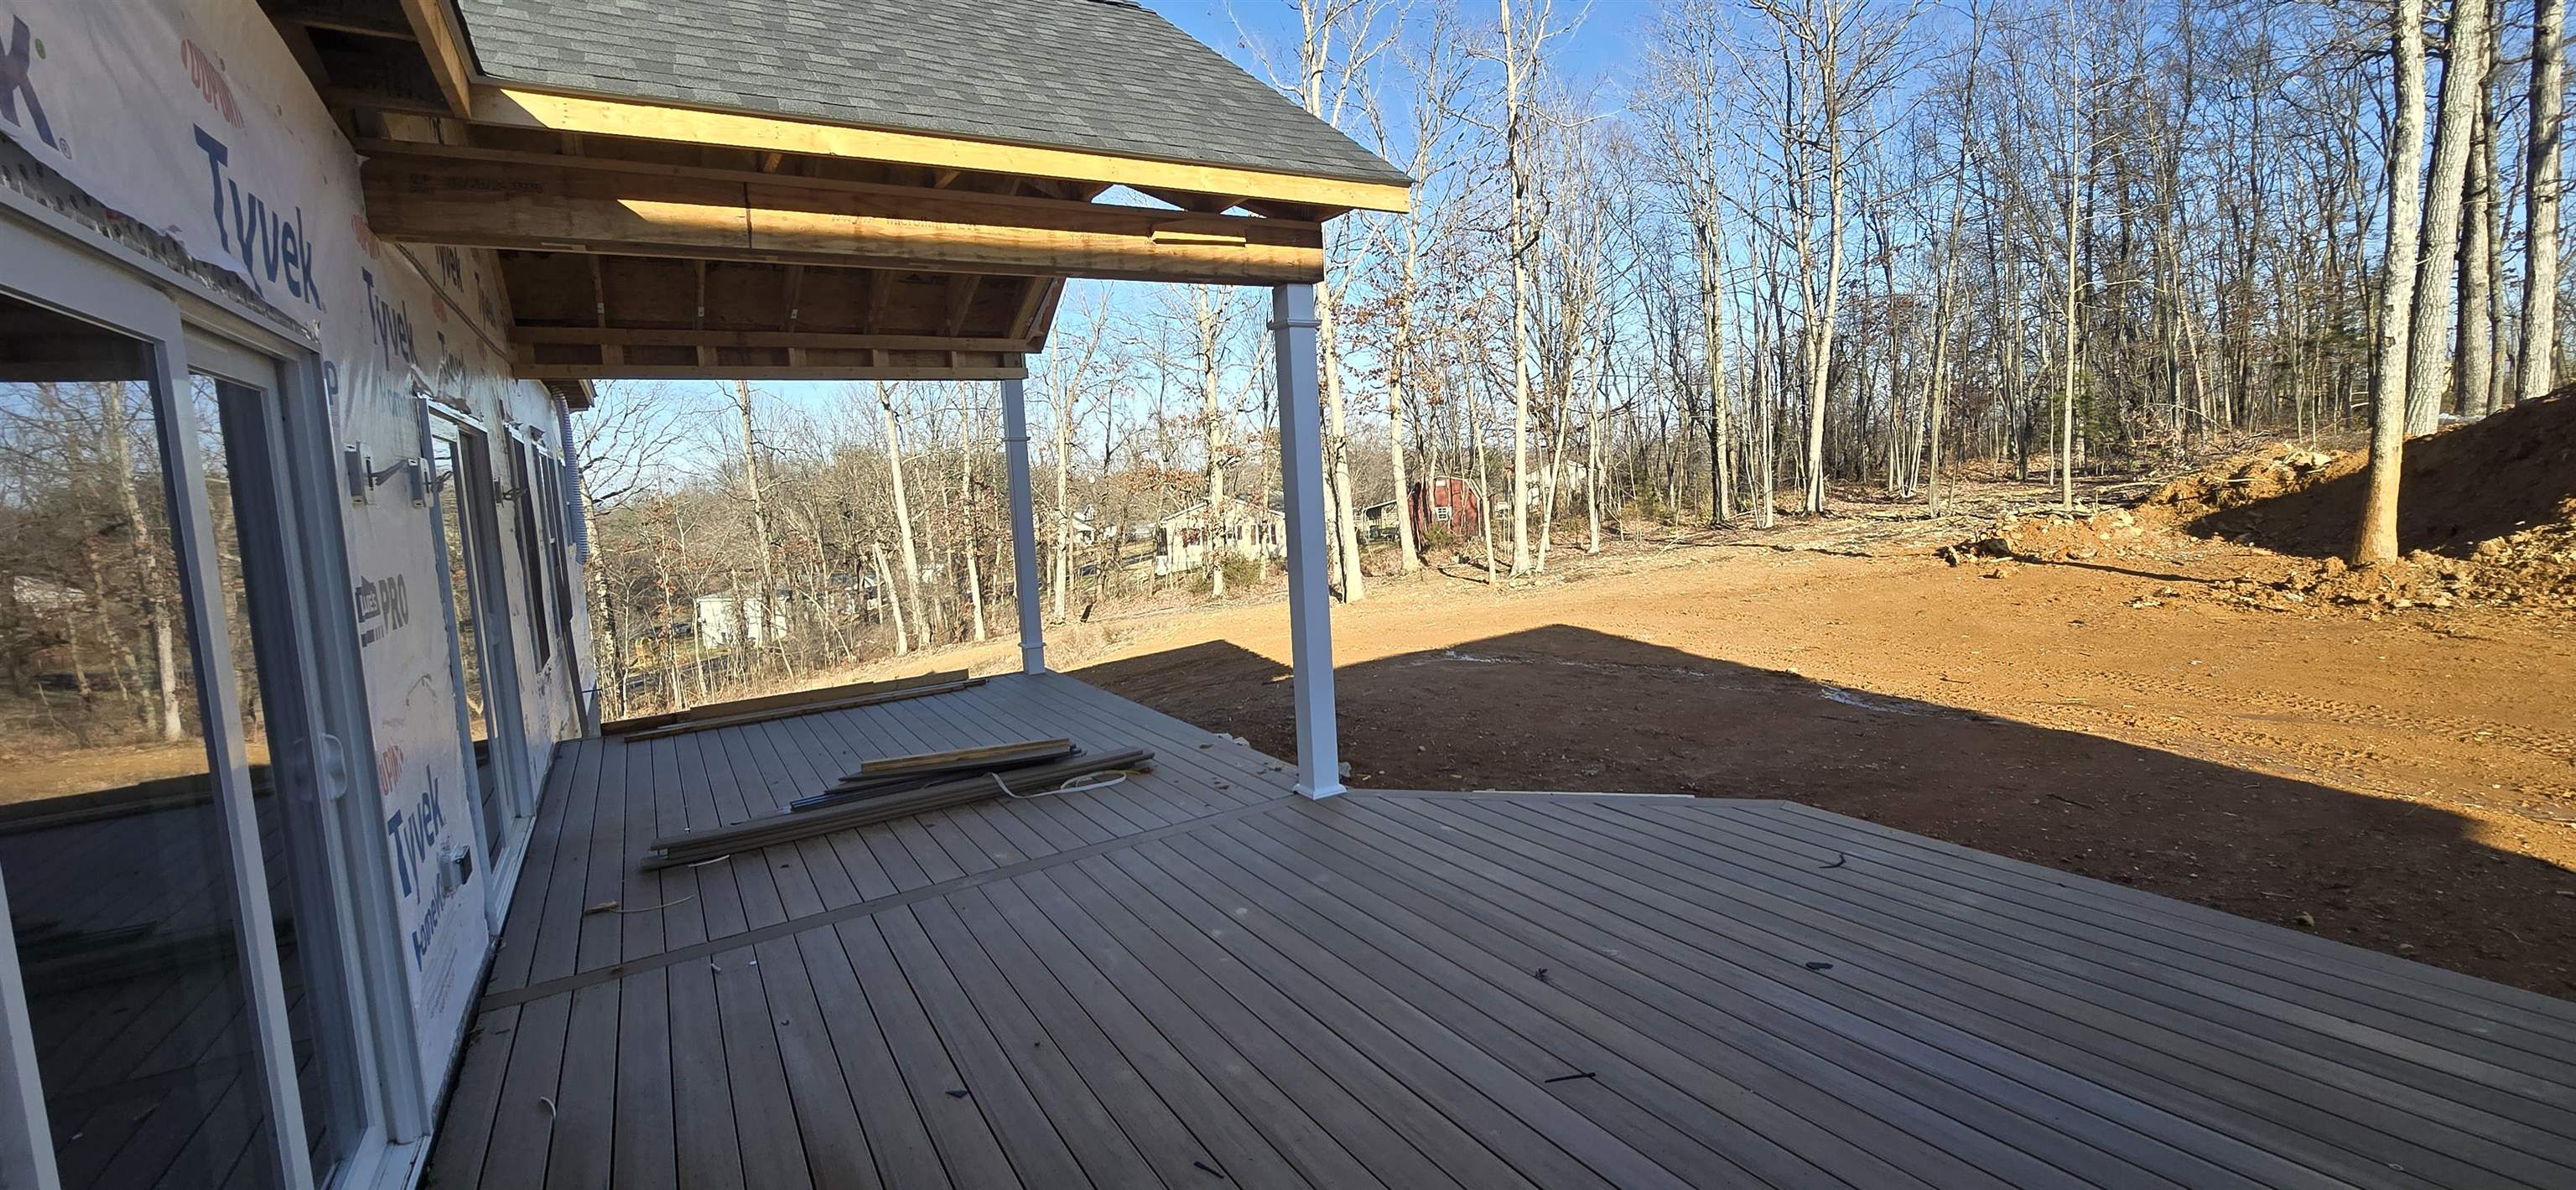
[454,0,1412,188]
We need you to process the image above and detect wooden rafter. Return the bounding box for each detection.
[782,264,807,332]
[393,0,474,116]
[942,275,982,337]
[361,144,1326,284]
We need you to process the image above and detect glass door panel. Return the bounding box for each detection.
[0,294,285,1188]
[188,365,366,1187]
[428,424,535,876]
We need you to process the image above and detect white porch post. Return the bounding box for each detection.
[1001,377,1046,673]
[1270,283,1344,798]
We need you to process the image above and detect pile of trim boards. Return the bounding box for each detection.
[641,735,1155,870]
[601,670,985,743]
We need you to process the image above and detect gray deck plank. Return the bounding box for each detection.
[1192,814,1954,1190]
[1320,798,2251,1189]
[709,942,815,1190]
[1229,808,2061,1189]
[785,927,954,1190]
[476,986,571,1188]
[1367,796,2407,1190]
[1493,798,2576,1185]
[486,735,598,995]
[1598,802,2576,1120]
[951,881,1323,1190]
[570,732,631,974]
[424,675,2576,1190]
[749,933,881,1189]
[1741,800,2576,1049]
[610,966,678,1190]
[665,954,748,1187]
[905,896,1177,1187]
[976,875,1391,1190]
[421,1003,517,1190]
[543,980,621,1188]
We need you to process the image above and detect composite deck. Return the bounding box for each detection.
[424,672,2576,1189]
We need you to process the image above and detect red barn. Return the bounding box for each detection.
[1409,475,1486,540]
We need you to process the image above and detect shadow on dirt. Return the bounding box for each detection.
[1074,626,2576,997]
[2177,393,2576,559]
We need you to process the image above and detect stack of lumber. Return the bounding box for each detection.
[640,746,1155,870]
[794,737,1078,811]
[600,670,979,741]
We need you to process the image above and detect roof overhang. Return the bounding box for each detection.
[471,86,1413,219]
[267,2,1413,386]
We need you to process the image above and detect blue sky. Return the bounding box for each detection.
[605,1,1653,474]
[1147,1,1653,88]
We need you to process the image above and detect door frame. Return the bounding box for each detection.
[184,327,434,1172]
[419,401,538,925]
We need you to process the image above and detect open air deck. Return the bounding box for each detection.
[423,672,2576,1190]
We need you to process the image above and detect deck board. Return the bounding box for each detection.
[424,673,2576,1189]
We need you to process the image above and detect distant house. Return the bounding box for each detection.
[1410,475,1486,539]
[693,593,790,647]
[1358,498,1403,542]
[1156,495,1288,576]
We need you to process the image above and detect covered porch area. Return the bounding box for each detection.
[421,669,2576,1189]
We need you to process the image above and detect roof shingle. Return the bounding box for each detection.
[454,0,1412,188]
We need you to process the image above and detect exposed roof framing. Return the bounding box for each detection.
[261,0,472,118]
[278,0,1410,382]
[357,141,1329,283]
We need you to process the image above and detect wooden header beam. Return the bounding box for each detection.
[516,360,1027,382]
[468,86,1413,216]
[360,144,1327,284]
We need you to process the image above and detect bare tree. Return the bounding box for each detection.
[2362,0,2431,564]
[2405,0,2493,435]
[2521,0,2568,405]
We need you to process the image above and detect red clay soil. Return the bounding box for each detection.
[1069,533,2576,999]
[2153,390,2576,561]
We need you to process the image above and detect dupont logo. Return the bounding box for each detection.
[181,39,242,127]
[0,16,54,149]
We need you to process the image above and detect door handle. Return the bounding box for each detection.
[316,732,352,803]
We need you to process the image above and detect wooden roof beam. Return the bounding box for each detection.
[361,145,1327,284]
[516,361,1028,382]
[512,327,1030,352]
[467,86,1410,215]
[395,0,473,116]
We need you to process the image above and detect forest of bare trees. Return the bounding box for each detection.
[573,0,2569,715]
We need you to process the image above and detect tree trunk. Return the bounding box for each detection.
[871,541,909,656]
[1503,0,1536,574]
[875,383,930,646]
[2456,27,2500,416]
[1389,245,1422,571]
[1319,284,1367,600]
[2361,0,2430,564]
[2405,0,2494,434]
[1051,388,1072,622]
[2520,0,2568,405]
[734,381,784,663]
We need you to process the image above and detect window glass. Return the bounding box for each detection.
[0,294,284,1189]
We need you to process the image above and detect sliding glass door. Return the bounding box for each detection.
[425,412,535,918]
[0,223,393,1189]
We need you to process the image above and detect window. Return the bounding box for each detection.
[508,439,552,671]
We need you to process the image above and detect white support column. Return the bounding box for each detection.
[1001,377,1046,673]
[1270,283,1344,798]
